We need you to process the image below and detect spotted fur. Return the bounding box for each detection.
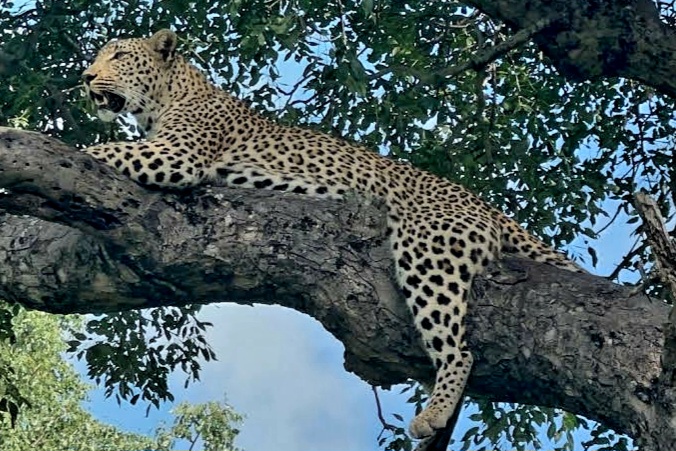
[82,29,583,440]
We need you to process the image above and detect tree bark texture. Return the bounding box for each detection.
[0,128,674,449]
[464,2,676,447]
[467,0,676,98]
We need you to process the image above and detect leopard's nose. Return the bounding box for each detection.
[82,73,97,85]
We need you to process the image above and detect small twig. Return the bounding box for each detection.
[188,428,201,451]
[336,0,349,46]
[371,385,397,437]
[634,258,650,287]
[280,70,314,111]
[627,260,656,298]
[44,84,85,140]
[369,14,562,84]
[605,238,643,281]
[595,202,624,236]
[63,33,90,63]
[441,15,561,77]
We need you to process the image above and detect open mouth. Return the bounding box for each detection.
[90,90,126,113]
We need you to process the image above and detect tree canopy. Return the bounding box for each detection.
[1,1,675,451]
[0,301,243,451]
[3,0,676,275]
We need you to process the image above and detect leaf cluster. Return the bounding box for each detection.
[67,306,215,412]
[0,302,155,450]
[0,301,242,450]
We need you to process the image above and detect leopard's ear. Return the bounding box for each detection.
[148,29,177,62]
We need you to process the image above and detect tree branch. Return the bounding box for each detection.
[441,15,561,79]
[0,128,674,450]
[632,191,676,446]
[466,0,676,98]
[367,15,557,85]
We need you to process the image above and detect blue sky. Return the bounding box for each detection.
[81,304,404,450]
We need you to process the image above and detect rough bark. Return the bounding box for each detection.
[467,0,676,98]
[0,128,674,449]
[461,2,676,449]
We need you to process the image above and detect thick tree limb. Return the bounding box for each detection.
[632,191,676,448]
[633,192,676,305]
[0,128,674,450]
[466,0,676,98]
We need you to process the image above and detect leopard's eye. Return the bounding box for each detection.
[111,51,130,60]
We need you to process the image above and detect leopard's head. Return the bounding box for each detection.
[82,29,177,122]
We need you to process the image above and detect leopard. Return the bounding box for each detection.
[82,29,583,443]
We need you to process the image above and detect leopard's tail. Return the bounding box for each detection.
[494,212,585,273]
